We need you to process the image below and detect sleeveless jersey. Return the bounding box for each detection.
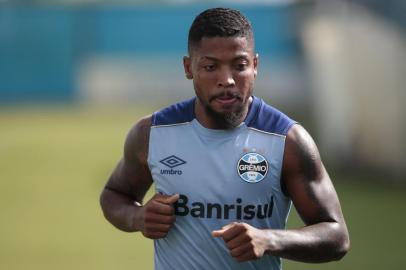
[148,96,296,270]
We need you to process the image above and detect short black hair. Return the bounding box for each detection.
[188,7,254,54]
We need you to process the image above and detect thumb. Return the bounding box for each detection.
[211,228,226,237]
[212,223,235,237]
[155,193,180,204]
[211,222,238,237]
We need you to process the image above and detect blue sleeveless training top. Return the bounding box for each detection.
[148,96,296,270]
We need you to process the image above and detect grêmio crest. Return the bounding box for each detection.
[237,153,268,183]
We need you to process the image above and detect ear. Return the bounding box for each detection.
[183,56,193,80]
[253,53,259,78]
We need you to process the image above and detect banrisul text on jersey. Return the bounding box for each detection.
[174,194,274,220]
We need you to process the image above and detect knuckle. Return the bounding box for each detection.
[244,230,254,240]
[226,242,233,250]
[248,241,255,250]
[240,223,249,231]
[230,249,238,257]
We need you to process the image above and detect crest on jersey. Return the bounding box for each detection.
[237,153,268,183]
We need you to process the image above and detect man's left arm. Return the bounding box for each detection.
[212,124,350,263]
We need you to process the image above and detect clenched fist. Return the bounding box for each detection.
[212,222,270,262]
[137,193,179,239]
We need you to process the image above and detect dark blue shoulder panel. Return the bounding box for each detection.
[151,97,196,126]
[245,96,296,136]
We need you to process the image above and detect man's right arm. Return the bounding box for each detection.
[99,116,178,238]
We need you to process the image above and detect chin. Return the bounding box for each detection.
[206,105,245,128]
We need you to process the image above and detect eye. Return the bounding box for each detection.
[204,64,216,72]
[235,62,248,71]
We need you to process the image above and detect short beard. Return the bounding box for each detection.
[204,103,246,129]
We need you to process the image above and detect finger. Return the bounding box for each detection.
[149,202,175,216]
[222,223,247,242]
[226,232,250,250]
[230,242,252,258]
[143,231,168,240]
[212,229,225,237]
[155,193,180,205]
[144,223,172,233]
[145,213,176,224]
[212,223,236,237]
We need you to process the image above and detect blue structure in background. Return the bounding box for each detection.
[0,6,75,102]
[0,4,300,103]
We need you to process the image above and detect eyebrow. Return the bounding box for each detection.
[201,54,250,62]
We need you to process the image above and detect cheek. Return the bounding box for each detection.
[196,72,217,82]
[235,72,255,91]
[193,79,209,100]
[194,73,216,91]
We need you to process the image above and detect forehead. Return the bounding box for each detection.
[191,36,254,60]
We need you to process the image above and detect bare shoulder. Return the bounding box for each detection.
[105,115,153,202]
[284,124,320,162]
[124,115,153,166]
[283,124,324,184]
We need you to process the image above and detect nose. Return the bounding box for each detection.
[217,68,235,88]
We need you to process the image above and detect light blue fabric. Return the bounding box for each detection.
[148,97,295,270]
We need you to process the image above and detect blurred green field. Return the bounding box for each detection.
[0,105,405,270]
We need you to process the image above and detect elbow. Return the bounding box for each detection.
[99,189,107,211]
[99,188,111,219]
[333,243,350,261]
[333,229,350,261]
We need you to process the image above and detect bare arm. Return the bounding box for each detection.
[213,124,350,263]
[266,124,350,262]
[100,116,178,238]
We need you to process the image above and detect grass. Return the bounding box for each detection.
[0,105,405,270]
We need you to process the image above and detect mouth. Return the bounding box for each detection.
[211,92,241,106]
[215,96,238,105]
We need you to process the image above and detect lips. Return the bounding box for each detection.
[210,92,241,105]
[215,95,238,105]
